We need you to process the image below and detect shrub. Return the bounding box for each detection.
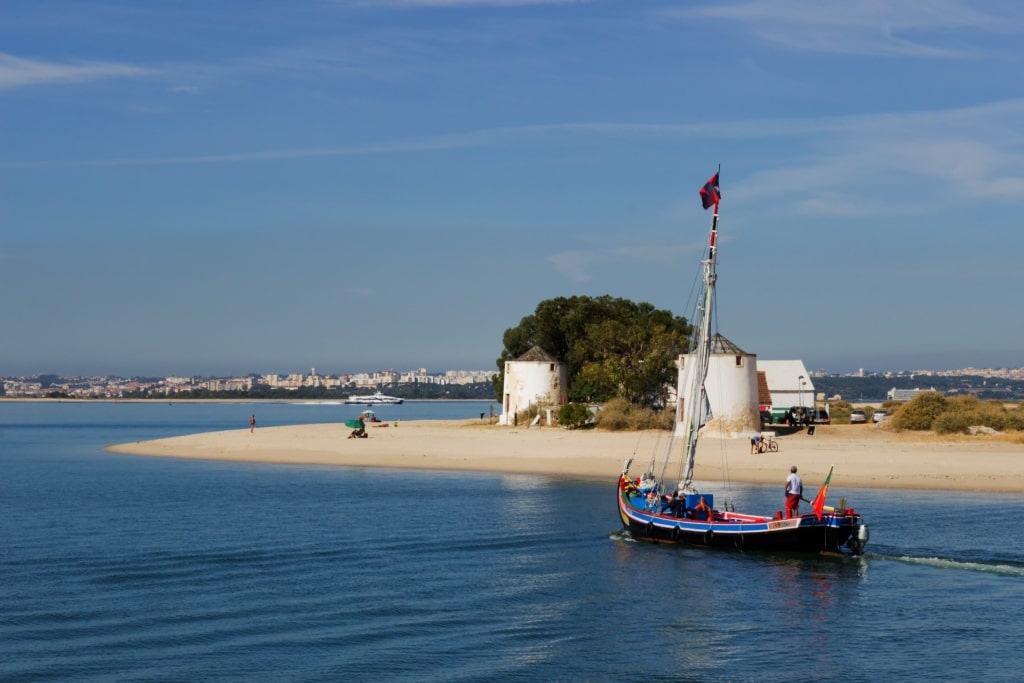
[596,398,633,431]
[558,403,593,429]
[922,397,1018,434]
[890,391,947,431]
[596,397,673,431]
[972,400,1015,431]
[829,400,854,423]
[649,408,675,430]
[947,395,980,412]
[933,412,973,434]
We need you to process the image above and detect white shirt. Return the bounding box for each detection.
[786,473,803,496]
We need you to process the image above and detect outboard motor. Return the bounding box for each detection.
[847,523,870,554]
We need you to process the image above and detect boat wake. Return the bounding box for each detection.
[872,553,1024,576]
[608,529,636,543]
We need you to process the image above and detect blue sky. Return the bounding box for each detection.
[2,0,1023,378]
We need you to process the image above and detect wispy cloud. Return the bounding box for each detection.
[0,129,519,169]
[0,52,149,89]
[547,245,694,282]
[666,0,1020,57]
[0,122,710,169]
[735,99,1024,211]
[5,98,1024,212]
[4,98,1020,157]
[343,0,589,7]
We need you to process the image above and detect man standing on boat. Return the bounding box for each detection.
[785,466,803,518]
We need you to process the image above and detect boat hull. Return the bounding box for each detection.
[618,489,867,556]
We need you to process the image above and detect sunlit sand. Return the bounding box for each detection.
[107,420,1024,493]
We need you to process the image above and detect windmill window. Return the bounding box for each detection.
[550,363,554,371]
[735,355,743,367]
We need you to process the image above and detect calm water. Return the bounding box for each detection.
[2,402,1022,682]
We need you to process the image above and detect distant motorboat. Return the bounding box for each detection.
[344,392,404,406]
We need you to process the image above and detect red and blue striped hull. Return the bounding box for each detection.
[618,487,868,555]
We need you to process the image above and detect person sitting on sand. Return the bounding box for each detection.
[348,427,367,439]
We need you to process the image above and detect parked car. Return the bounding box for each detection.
[850,410,867,424]
[873,410,890,423]
[812,409,831,425]
[784,406,811,426]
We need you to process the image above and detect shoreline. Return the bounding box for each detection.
[0,397,492,404]
[107,420,1024,493]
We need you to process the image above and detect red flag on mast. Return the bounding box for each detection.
[700,170,721,210]
[812,465,834,521]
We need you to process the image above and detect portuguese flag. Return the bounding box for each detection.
[812,465,834,521]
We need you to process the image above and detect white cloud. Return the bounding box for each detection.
[665,0,1020,58]
[0,52,149,89]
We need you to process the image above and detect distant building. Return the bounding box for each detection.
[758,360,815,409]
[498,346,567,426]
[887,387,929,401]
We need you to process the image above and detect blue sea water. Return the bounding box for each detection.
[1,401,1022,682]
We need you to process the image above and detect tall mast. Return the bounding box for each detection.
[680,206,719,491]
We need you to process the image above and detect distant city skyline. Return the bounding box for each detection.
[6,362,1023,401]
[3,2,1023,377]
[5,363,1024,381]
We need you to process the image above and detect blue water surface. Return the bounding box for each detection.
[1,401,1021,682]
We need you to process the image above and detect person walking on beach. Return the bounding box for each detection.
[250,414,256,433]
[785,465,803,518]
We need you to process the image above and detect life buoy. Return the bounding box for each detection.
[645,521,655,537]
[671,526,681,542]
[703,529,714,546]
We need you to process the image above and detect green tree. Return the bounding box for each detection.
[493,295,690,405]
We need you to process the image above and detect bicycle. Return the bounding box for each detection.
[758,436,779,453]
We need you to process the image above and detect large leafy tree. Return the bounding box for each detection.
[492,295,691,405]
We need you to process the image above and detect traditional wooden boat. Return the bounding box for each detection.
[617,170,869,555]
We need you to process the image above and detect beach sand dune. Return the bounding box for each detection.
[107,421,1024,493]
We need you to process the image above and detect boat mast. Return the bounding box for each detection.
[680,205,719,492]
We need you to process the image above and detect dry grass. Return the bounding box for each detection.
[860,421,1024,444]
[595,397,673,431]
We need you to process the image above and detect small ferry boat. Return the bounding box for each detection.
[344,391,404,405]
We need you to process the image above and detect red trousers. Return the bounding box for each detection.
[785,494,801,518]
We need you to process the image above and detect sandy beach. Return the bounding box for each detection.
[107,420,1024,493]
